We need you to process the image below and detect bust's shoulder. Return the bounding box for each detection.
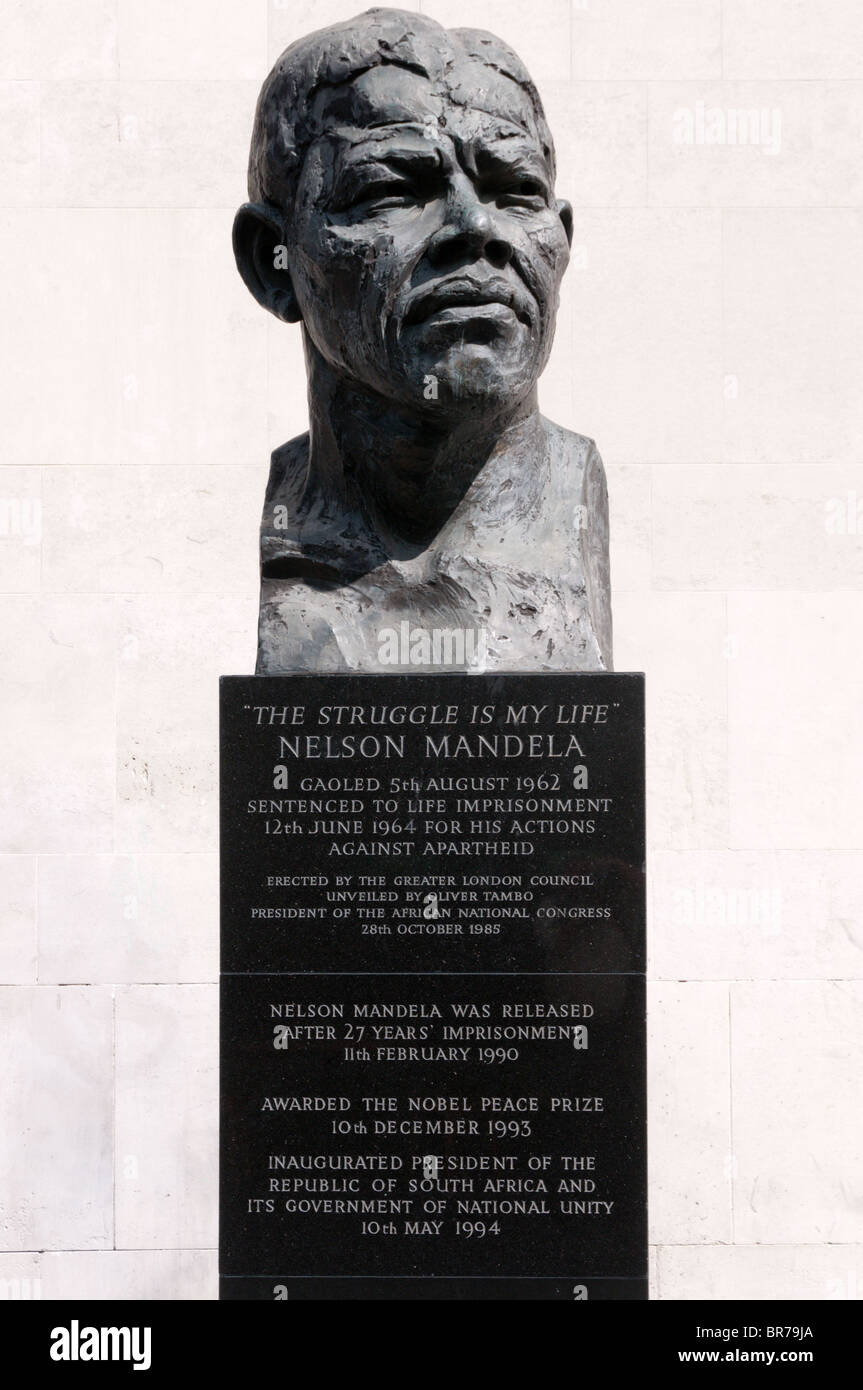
[541,417,603,465]
[540,418,607,506]
[265,432,310,503]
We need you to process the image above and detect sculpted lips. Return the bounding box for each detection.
[404,275,534,328]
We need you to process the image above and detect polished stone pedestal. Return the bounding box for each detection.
[219,673,646,1300]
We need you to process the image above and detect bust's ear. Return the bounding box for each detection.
[232,202,302,323]
[557,199,574,247]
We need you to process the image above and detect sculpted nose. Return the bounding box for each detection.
[428,181,513,269]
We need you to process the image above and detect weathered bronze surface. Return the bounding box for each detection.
[234,8,612,672]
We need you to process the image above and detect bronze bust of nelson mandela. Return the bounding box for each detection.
[234,8,612,674]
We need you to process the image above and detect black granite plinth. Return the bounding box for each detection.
[220,674,646,1300]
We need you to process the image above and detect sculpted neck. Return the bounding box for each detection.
[303,342,546,546]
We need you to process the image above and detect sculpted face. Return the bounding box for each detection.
[284,62,573,414]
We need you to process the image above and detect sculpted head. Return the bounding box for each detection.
[234,7,573,420]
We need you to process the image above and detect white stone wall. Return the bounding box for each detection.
[0,0,860,1301]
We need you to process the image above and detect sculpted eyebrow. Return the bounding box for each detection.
[340,147,442,173]
[330,149,442,204]
[474,144,549,180]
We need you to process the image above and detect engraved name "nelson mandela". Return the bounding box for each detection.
[276,733,587,760]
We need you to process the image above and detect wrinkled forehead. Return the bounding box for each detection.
[306,62,550,163]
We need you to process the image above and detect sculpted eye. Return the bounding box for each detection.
[495,179,547,209]
[357,182,420,213]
